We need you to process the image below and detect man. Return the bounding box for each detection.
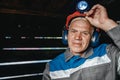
[42,4,120,80]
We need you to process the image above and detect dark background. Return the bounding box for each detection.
[0,0,120,80]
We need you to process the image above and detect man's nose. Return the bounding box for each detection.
[75,32,82,40]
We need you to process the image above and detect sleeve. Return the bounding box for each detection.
[42,63,51,80]
[107,25,120,75]
[107,25,120,49]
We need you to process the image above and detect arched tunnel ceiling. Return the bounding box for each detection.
[0,0,120,20]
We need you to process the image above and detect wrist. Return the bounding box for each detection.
[102,19,118,32]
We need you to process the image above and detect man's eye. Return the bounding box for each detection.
[70,30,76,33]
[82,32,89,35]
[71,30,76,33]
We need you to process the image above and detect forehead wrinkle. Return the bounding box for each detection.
[69,17,94,35]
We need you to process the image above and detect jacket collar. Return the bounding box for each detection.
[64,47,93,62]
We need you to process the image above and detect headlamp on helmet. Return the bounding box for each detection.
[76,0,90,13]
